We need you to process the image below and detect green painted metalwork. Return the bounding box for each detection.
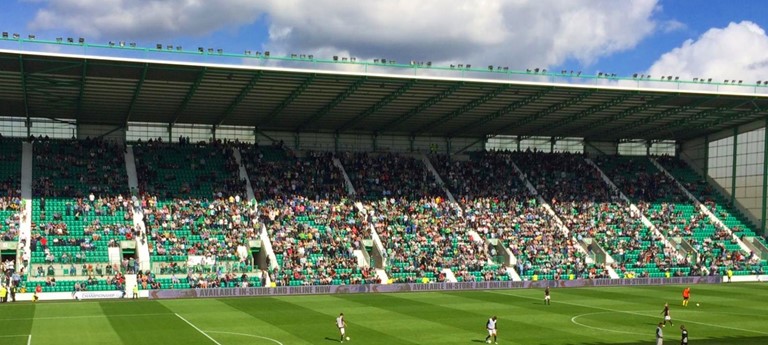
[18,55,30,127]
[703,135,709,178]
[379,82,464,132]
[762,119,768,233]
[631,99,752,139]
[411,84,513,136]
[491,89,596,135]
[171,67,207,124]
[694,106,765,129]
[74,60,88,118]
[215,71,264,126]
[732,126,738,205]
[4,37,768,94]
[297,77,367,131]
[573,94,679,135]
[125,63,149,123]
[540,93,633,134]
[259,74,316,127]
[447,88,552,137]
[610,96,713,138]
[336,79,418,132]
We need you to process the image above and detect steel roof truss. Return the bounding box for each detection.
[448,88,552,137]
[125,63,150,124]
[170,67,207,125]
[215,71,264,126]
[297,77,367,131]
[411,84,513,136]
[336,79,418,132]
[259,74,316,127]
[379,82,464,132]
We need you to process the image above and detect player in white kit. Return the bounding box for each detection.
[485,316,498,344]
[337,313,347,343]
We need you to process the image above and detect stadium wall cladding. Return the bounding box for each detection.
[149,276,722,299]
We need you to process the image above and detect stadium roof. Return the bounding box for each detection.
[1,48,767,141]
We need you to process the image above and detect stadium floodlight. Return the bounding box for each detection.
[291,53,297,58]
[166,45,173,50]
[351,57,356,62]
[119,41,125,47]
[208,48,214,53]
[333,56,338,61]
[108,41,115,46]
[129,42,136,48]
[176,46,182,51]
[707,78,712,83]
[308,54,313,59]
[1,32,7,38]
[244,50,251,55]
[427,61,432,67]
[264,51,270,57]
[156,43,162,50]
[198,47,204,53]
[67,37,74,43]
[12,33,20,39]
[217,49,223,54]
[633,73,638,78]
[466,64,471,69]
[374,59,379,63]
[78,37,85,44]
[28,34,36,40]
[56,37,62,43]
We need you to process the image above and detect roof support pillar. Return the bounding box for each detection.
[517,135,522,152]
[762,118,768,234]
[446,137,452,155]
[372,133,378,152]
[703,135,709,178]
[295,132,300,150]
[409,136,415,153]
[550,137,556,153]
[731,126,738,205]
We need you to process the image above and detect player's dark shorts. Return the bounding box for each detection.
[683,296,689,300]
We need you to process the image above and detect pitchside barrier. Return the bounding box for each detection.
[149,276,723,300]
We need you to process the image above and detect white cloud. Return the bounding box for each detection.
[660,19,687,33]
[27,0,660,69]
[647,21,768,82]
[28,0,264,39]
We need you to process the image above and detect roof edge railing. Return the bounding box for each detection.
[2,35,768,95]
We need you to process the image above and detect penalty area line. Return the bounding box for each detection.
[204,330,285,345]
[489,290,768,336]
[174,313,222,345]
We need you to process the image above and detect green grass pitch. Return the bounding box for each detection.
[1,283,766,344]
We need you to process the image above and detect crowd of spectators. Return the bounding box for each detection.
[341,152,444,200]
[32,138,127,197]
[134,138,246,199]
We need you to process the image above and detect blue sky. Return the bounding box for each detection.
[2,1,768,81]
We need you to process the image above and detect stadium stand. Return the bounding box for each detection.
[27,138,135,292]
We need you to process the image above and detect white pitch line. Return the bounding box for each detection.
[570,311,649,336]
[27,334,31,345]
[0,335,30,338]
[0,312,171,321]
[205,330,285,345]
[489,290,768,336]
[175,313,222,345]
